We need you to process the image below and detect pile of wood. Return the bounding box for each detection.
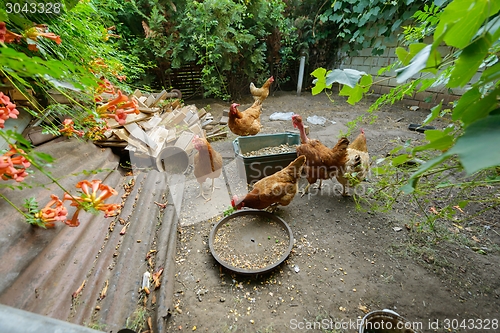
[94,89,228,160]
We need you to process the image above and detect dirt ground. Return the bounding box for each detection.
[165,91,500,332]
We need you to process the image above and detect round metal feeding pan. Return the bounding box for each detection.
[209,210,294,275]
[156,146,190,174]
[359,309,421,333]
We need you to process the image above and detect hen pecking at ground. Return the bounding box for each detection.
[231,155,306,212]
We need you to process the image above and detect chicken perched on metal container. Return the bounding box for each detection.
[292,114,349,196]
[231,155,306,211]
[193,135,223,201]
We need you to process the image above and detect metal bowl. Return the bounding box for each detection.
[209,210,294,275]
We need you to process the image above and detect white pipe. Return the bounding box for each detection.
[297,55,306,96]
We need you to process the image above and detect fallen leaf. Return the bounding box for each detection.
[72,280,86,299]
[99,280,109,300]
[152,267,164,289]
[120,222,130,235]
[472,236,481,243]
[147,317,153,331]
[430,207,439,215]
[358,304,369,313]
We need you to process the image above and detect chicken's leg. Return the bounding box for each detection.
[205,178,221,202]
[313,179,323,190]
[196,183,209,200]
[300,183,311,197]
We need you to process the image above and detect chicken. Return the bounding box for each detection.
[228,101,262,136]
[292,114,349,195]
[192,135,223,201]
[231,155,306,211]
[250,76,274,104]
[336,129,370,196]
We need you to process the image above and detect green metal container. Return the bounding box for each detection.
[232,133,300,184]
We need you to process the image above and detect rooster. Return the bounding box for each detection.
[228,101,262,136]
[250,76,274,104]
[192,135,223,201]
[292,114,349,195]
[336,129,370,196]
[231,155,306,211]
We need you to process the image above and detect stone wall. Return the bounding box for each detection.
[336,38,477,110]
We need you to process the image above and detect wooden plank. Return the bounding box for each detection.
[207,131,228,141]
[174,131,195,153]
[188,123,203,137]
[144,94,156,107]
[124,123,158,151]
[163,111,186,129]
[133,89,142,98]
[166,128,176,143]
[219,116,229,125]
[197,107,207,120]
[113,129,149,153]
[141,115,162,131]
[151,90,168,107]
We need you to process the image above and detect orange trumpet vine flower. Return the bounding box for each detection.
[64,180,120,227]
[0,22,22,43]
[34,194,68,228]
[96,90,128,114]
[0,145,31,182]
[0,92,20,129]
[59,119,84,137]
[25,26,62,44]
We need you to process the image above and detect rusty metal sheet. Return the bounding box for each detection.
[0,138,179,333]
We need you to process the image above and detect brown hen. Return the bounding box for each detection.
[193,135,223,201]
[231,155,306,211]
[228,101,262,136]
[250,76,274,104]
[292,114,349,195]
[336,129,370,196]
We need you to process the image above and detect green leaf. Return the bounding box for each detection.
[447,114,500,174]
[311,67,332,95]
[391,154,410,166]
[402,153,453,193]
[423,101,443,125]
[453,86,500,126]
[339,84,363,105]
[325,68,367,88]
[434,0,500,49]
[338,74,372,105]
[479,61,500,85]
[449,34,492,87]
[395,43,430,66]
[412,133,455,153]
[396,45,431,83]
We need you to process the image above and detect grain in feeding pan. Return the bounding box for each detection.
[359,309,421,333]
[209,210,293,275]
[156,146,190,174]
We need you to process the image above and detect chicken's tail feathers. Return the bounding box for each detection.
[290,155,306,169]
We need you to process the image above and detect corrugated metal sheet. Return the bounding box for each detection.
[0,138,178,333]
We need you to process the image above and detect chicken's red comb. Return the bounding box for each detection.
[231,195,238,207]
